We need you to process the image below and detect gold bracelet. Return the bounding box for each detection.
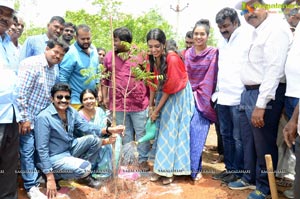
[149,106,155,110]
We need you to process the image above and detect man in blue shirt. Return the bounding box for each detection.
[59,24,100,109]
[17,39,69,199]
[0,9,19,73]
[19,16,65,61]
[34,83,124,198]
[0,2,19,199]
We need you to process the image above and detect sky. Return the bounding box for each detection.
[17,0,282,40]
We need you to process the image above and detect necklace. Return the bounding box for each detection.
[58,112,68,132]
[62,118,68,132]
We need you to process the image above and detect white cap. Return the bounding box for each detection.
[235,0,253,10]
[0,0,15,12]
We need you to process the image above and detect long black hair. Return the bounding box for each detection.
[146,28,167,88]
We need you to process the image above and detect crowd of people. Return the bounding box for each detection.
[1,0,300,199]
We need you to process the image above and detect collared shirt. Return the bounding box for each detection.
[240,15,293,108]
[16,54,57,127]
[19,34,48,61]
[103,51,149,112]
[285,23,300,98]
[34,103,101,174]
[216,26,253,106]
[59,42,99,104]
[0,32,19,73]
[0,64,20,123]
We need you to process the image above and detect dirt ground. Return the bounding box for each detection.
[18,125,289,199]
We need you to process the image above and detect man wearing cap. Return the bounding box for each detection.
[0,1,20,199]
[229,0,293,199]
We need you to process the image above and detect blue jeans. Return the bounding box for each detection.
[217,104,243,175]
[50,135,100,180]
[285,97,299,119]
[116,109,150,162]
[19,130,39,191]
[240,84,285,195]
[294,136,300,199]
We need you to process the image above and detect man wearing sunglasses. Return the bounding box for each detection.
[34,83,125,199]
[16,39,69,199]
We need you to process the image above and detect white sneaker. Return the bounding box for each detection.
[27,186,47,199]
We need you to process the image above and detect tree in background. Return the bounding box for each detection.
[18,0,217,49]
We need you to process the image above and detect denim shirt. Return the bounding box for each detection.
[34,103,102,174]
[0,33,19,73]
[19,34,48,61]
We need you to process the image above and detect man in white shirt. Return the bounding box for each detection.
[212,7,253,185]
[283,102,299,199]
[281,6,300,197]
[231,0,293,199]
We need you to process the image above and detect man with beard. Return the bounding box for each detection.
[230,0,292,199]
[62,22,76,45]
[19,16,65,61]
[59,24,100,109]
[212,7,253,185]
[17,39,69,199]
[0,1,20,198]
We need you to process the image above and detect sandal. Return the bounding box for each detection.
[193,173,203,181]
[276,177,293,187]
[162,176,174,185]
[150,173,161,182]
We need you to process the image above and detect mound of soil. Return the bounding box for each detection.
[18,125,289,199]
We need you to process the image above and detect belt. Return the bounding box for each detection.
[245,83,286,91]
[245,84,260,90]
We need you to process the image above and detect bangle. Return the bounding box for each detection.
[149,106,155,110]
[106,126,112,136]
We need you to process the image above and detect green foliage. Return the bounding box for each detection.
[80,64,110,85]
[80,41,163,89]
[18,0,218,57]
[19,0,176,51]
[208,28,218,47]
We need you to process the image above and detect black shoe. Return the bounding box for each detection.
[77,175,102,189]
[222,174,239,184]
[212,170,230,180]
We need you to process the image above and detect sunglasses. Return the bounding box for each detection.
[56,95,71,100]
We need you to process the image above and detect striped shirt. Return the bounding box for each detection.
[17,54,57,128]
